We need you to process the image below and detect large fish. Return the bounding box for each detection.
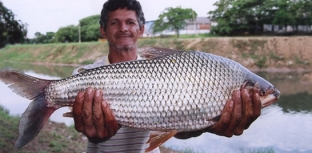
[0,47,280,151]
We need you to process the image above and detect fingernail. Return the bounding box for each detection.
[95,90,100,97]
[87,88,93,94]
[228,101,234,108]
[102,100,107,107]
[78,91,84,98]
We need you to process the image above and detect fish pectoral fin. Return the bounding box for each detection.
[145,130,178,152]
[63,112,73,118]
[208,115,221,122]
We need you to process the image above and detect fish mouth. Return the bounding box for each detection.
[261,88,280,108]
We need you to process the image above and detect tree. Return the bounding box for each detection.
[33,32,55,44]
[153,7,197,38]
[0,2,27,48]
[79,15,102,42]
[272,0,295,32]
[209,0,312,35]
[209,0,269,35]
[208,0,235,35]
[55,25,79,43]
[45,32,55,43]
[289,0,312,32]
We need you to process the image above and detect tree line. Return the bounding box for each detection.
[1,0,312,47]
[209,0,312,35]
[31,7,196,44]
[0,2,27,48]
[32,15,101,44]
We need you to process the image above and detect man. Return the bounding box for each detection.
[72,0,261,152]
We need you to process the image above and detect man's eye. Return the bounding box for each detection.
[110,22,117,25]
[128,21,135,24]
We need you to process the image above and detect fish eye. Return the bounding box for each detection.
[259,89,266,96]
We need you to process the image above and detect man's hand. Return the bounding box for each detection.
[174,86,261,139]
[206,87,261,137]
[73,87,120,143]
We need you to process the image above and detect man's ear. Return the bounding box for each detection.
[139,25,145,37]
[100,26,107,39]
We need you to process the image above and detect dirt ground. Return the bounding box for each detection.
[182,36,312,71]
[182,36,312,83]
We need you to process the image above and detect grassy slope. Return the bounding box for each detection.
[0,106,88,153]
[0,106,181,153]
[0,37,311,70]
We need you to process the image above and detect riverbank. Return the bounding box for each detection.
[1,37,312,153]
[0,106,180,153]
[1,36,311,71]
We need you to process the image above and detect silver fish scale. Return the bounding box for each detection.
[45,51,249,131]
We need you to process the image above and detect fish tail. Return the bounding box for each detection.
[0,70,56,149]
[15,92,57,149]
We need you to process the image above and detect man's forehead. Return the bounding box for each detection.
[108,8,137,21]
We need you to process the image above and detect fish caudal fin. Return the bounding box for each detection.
[0,70,56,149]
[15,93,57,148]
[146,130,178,152]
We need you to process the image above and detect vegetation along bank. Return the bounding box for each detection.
[0,36,311,72]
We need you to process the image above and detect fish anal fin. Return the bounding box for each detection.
[145,130,178,152]
[208,115,221,122]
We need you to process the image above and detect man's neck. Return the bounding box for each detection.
[108,46,138,64]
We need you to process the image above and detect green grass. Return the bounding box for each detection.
[1,37,310,70]
[269,51,284,61]
[240,147,275,153]
[0,106,19,151]
[178,33,218,38]
[294,55,310,65]
[0,105,88,153]
[0,42,106,64]
[164,146,275,153]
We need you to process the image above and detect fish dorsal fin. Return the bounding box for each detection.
[146,130,178,152]
[138,47,183,60]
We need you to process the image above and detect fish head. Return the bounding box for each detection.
[245,73,280,108]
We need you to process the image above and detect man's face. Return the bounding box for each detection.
[100,8,144,51]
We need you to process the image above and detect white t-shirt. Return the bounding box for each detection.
[72,55,160,153]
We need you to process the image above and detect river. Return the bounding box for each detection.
[0,62,311,153]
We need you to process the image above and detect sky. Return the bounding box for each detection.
[1,0,217,38]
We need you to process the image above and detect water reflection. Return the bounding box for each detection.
[0,63,311,153]
[165,105,312,153]
[0,61,75,78]
[278,92,312,113]
[0,70,75,126]
[165,72,312,153]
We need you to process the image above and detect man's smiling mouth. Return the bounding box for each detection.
[116,34,132,38]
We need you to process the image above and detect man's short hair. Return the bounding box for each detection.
[100,0,145,30]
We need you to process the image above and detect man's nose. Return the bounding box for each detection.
[119,22,128,31]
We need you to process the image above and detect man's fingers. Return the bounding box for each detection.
[73,91,85,132]
[224,89,243,136]
[234,88,253,135]
[209,99,234,136]
[93,89,106,138]
[102,100,119,136]
[252,87,261,122]
[82,88,97,137]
